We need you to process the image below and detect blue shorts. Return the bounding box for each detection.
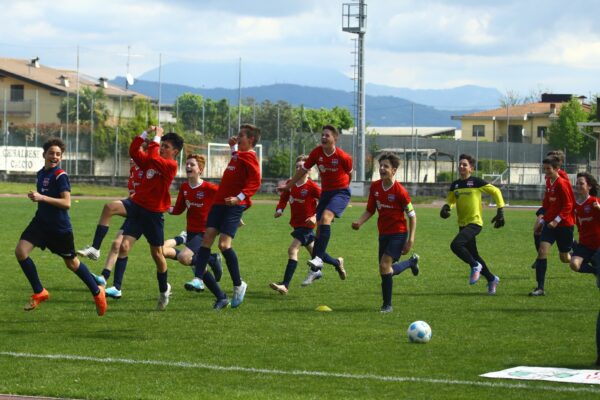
[121,198,135,215]
[572,243,597,263]
[291,227,316,246]
[20,219,76,259]
[379,233,408,262]
[185,232,204,253]
[540,224,574,253]
[122,202,165,246]
[316,188,351,221]
[206,204,246,238]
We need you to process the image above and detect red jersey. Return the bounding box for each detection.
[304,146,352,191]
[366,180,412,235]
[127,164,144,196]
[574,196,600,250]
[276,179,321,229]
[542,176,575,226]
[214,150,261,208]
[545,169,575,207]
[172,180,219,233]
[129,135,178,212]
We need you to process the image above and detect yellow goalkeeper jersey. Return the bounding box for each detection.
[446,176,505,227]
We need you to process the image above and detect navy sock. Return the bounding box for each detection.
[75,262,100,295]
[578,262,596,274]
[18,257,43,293]
[157,271,168,293]
[392,259,412,276]
[535,258,548,289]
[101,268,111,281]
[113,257,128,290]
[194,247,211,278]
[321,252,339,267]
[202,271,226,299]
[169,248,180,260]
[381,273,393,307]
[477,259,495,281]
[208,253,217,268]
[174,235,185,246]
[222,248,242,286]
[314,225,331,259]
[282,259,298,287]
[92,224,109,250]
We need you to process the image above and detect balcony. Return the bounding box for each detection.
[0,100,33,116]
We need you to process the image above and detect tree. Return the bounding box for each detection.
[174,93,204,132]
[57,87,109,126]
[547,98,592,159]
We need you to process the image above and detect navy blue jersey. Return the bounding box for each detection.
[34,166,72,233]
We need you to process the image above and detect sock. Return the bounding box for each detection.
[535,258,548,290]
[392,259,413,276]
[113,257,128,290]
[381,273,393,307]
[321,252,340,268]
[74,262,100,295]
[202,271,226,300]
[222,248,242,287]
[157,271,168,293]
[92,224,109,250]
[101,268,111,281]
[208,253,217,268]
[478,259,495,281]
[314,225,331,260]
[173,249,181,259]
[174,235,184,246]
[534,234,541,252]
[193,247,211,278]
[282,259,298,287]
[18,257,43,293]
[578,262,596,274]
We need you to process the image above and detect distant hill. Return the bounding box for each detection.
[113,78,475,127]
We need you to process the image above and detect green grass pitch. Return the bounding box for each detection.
[0,197,598,399]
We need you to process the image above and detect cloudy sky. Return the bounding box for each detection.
[1,0,599,97]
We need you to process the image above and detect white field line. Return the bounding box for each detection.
[0,351,599,394]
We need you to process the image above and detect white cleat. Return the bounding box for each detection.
[157,283,172,311]
[301,269,323,286]
[77,245,100,261]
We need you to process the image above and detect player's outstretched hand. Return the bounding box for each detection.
[440,204,451,219]
[351,221,361,230]
[491,208,505,228]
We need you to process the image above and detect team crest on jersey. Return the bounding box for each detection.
[331,159,339,166]
[584,205,592,213]
[43,177,50,186]
[387,194,395,202]
[232,155,238,161]
[300,189,308,197]
[196,191,204,199]
[467,180,474,187]
[146,169,156,179]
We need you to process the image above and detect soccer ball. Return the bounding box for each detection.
[407,320,432,343]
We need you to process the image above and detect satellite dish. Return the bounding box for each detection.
[126,73,134,87]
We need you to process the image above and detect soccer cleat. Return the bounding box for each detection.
[335,257,347,280]
[231,281,248,308]
[210,253,223,282]
[410,253,420,276]
[307,256,323,270]
[301,268,323,286]
[105,286,122,299]
[156,283,172,311]
[213,297,229,310]
[178,230,188,243]
[184,278,205,292]
[94,286,107,316]
[24,288,50,311]
[92,273,106,286]
[487,276,500,295]
[528,287,545,297]
[469,263,482,285]
[380,304,393,313]
[76,245,100,261]
[269,282,288,295]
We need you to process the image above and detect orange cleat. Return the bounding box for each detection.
[24,288,49,311]
[94,286,107,316]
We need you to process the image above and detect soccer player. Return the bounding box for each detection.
[14,137,107,315]
[269,155,344,294]
[351,153,419,313]
[192,124,262,310]
[112,126,183,310]
[278,125,351,285]
[569,172,600,276]
[162,153,222,291]
[529,156,575,296]
[439,154,505,295]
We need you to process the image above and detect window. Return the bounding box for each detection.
[10,85,24,102]
[472,125,485,137]
[537,126,547,138]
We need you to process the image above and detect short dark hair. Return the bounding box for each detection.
[322,124,340,137]
[543,156,561,169]
[162,132,184,151]
[240,123,261,147]
[576,172,599,197]
[378,152,400,169]
[459,154,476,167]
[43,137,66,154]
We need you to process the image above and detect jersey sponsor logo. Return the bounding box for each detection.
[578,216,593,224]
[185,200,205,209]
[146,169,157,179]
[375,200,394,210]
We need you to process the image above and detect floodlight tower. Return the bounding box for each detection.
[343,1,367,181]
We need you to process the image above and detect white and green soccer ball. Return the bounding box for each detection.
[407,320,432,343]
